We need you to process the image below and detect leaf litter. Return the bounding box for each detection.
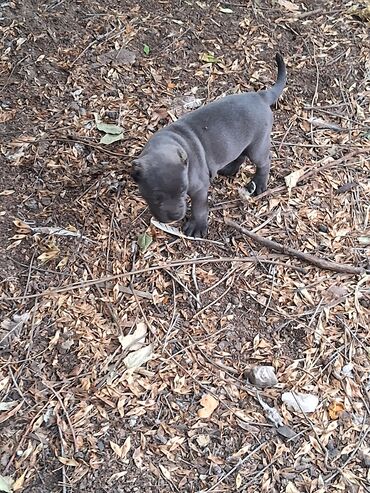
[0,0,369,492]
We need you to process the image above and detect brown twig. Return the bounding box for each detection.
[254,150,362,201]
[4,255,307,301]
[225,219,366,275]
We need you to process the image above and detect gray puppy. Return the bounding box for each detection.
[132,53,286,237]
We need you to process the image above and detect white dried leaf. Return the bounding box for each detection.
[151,218,223,245]
[358,236,370,245]
[0,401,18,412]
[119,322,147,351]
[0,312,30,348]
[196,434,210,447]
[342,363,354,378]
[124,344,153,369]
[0,474,12,493]
[282,392,319,413]
[277,0,300,11]
[31,226,85,239]
[285,169,306,191]
[257,394,284,427]
[248,366,278,388]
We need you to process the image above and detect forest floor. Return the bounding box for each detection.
[0,0,369,492]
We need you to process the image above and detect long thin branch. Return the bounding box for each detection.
[225,219,366,275]
[3,255,304,301]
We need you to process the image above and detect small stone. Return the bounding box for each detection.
[361,452,370,467]
[24,198,38,211]
[276,425,297,440]
[248,366,278,388]
[40,196,52,206]
[318,224,328,233]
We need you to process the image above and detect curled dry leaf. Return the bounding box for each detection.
[58,456,80,467]
[197,394,219,418]
[284,169,306,192]
[110,436,131,459]
[257,394,284,427]
[151,218,223,245]
[196,434,211,447]
[123,344,154,369]
[282,392,319,413]
[0,312,30,349]
[328,401,345,420]
[0,475,12,493]
[248,365,278,388]
[358,236,370,245]
[119,322,147,351]
[0,400,18,412]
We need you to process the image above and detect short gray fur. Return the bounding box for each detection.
[132,53,287,237]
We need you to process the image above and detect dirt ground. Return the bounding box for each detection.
[0,0,369,492]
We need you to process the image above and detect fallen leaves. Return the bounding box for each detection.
[110,437,131,460]
[282,392,319,413]
[197,394,219,418]
[124,344,154,370]
[284,168,306,192]
[119,322,147,351]
[1,1,370,492]
[94,113,124,145]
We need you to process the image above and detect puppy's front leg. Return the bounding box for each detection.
[184,187,209,238]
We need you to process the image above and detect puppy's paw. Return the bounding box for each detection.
[247,176,268,196]
[183,219,208,238]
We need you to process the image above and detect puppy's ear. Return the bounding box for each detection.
[131,160,142,182]
[177,148,188,166]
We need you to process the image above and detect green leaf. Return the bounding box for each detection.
[219,7,233,13]
[138,232,153,252]
[96,122,123,135]
[99,133,124,145]
[200,52,220,64]
[94,113,123,135]
[143,44,150,56]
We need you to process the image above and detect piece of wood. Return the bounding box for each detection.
[225,219,366,276]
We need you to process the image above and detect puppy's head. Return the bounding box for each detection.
[132,145,188,224]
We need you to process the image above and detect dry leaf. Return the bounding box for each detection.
[282,392,319,413]
[0,312,30,349]
[119,322,147,351]
[123,344,153,369]
[284,169,306,191]
[151,218,223,245]
[58,456,80,467]
[236,473,242,488]
[196,434,210,447]
[159,464,171,480]
[277,0,300,11]
[328,401,345,420]
[286,482,301,493]
[37,248,60,263]
[132,447,144,469]
[197,394,219,418]
[0,475,12,493]
[0,400,18,412]
[12,471,26,491]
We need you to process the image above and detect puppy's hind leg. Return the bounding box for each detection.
[245,137,271,195]
[218,154,246,177]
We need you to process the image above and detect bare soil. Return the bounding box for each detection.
[0,1,369,492]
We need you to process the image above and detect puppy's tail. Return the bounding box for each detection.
[260,53,286,106]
